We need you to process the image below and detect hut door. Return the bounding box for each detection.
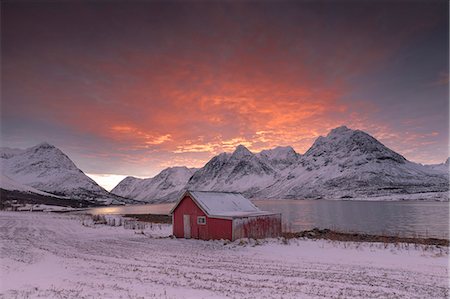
[183,215,191,239]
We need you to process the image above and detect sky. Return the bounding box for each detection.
[1,0,449,190]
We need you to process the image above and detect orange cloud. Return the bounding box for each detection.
[3,1,447,176]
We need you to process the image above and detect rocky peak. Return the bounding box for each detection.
[259,146,297,160]
[304,126,406,165]
[35,142,55,149]
[156,166,193,180]
[327,125,353,138]
[258,146,299,170]
[230,145,253,159]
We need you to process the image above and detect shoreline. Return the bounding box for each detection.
[1,209,447,244]
[282,228,449,247]
[123,213,449,246]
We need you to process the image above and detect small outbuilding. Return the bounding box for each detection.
[170,190,281,241]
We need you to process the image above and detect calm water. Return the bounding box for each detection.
[87,200,449,239]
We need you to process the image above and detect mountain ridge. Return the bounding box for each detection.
[2,127,447,205]
[112,126,449,203]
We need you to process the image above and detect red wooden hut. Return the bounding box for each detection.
[170,190,281,241]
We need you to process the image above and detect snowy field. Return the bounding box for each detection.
[0,212,448,298]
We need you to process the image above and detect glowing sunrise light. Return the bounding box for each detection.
[2,1,447,180]
[86,174,129,191]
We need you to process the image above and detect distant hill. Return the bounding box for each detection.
[1,143,134,205]
[111,167,195,203]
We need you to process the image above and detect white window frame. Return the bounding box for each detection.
[197,216,206,225]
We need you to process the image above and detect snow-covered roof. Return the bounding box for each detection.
[170,190,277,219]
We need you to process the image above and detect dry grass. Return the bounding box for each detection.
[282,228,449,247]
[123,214,171,224]
[82,214,168,232]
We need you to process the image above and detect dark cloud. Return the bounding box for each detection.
[1,0,448,180]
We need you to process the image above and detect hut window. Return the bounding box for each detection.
[197,216,206,225]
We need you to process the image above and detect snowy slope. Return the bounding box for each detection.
[111,167,194,203]
[0,174,58,197]
[0,143,130,204]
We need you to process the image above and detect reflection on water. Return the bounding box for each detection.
[88,203,174,216]
[87,200,449,239]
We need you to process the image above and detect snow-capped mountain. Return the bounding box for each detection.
[424,158,449,175]
[186,145,276,197]
[257,146,300,170]
[113,126,448,202]
[256,126,448,199]
[111,166,195,202]
[303,126,406,167]
[0,143,131,205]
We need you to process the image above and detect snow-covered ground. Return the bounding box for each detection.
[1,212,448,298]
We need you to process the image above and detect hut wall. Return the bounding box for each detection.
[173,195,232,240]
[232,214,282,240]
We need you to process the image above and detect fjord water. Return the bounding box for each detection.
[88,200,449,239]
[255,200,449,239]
